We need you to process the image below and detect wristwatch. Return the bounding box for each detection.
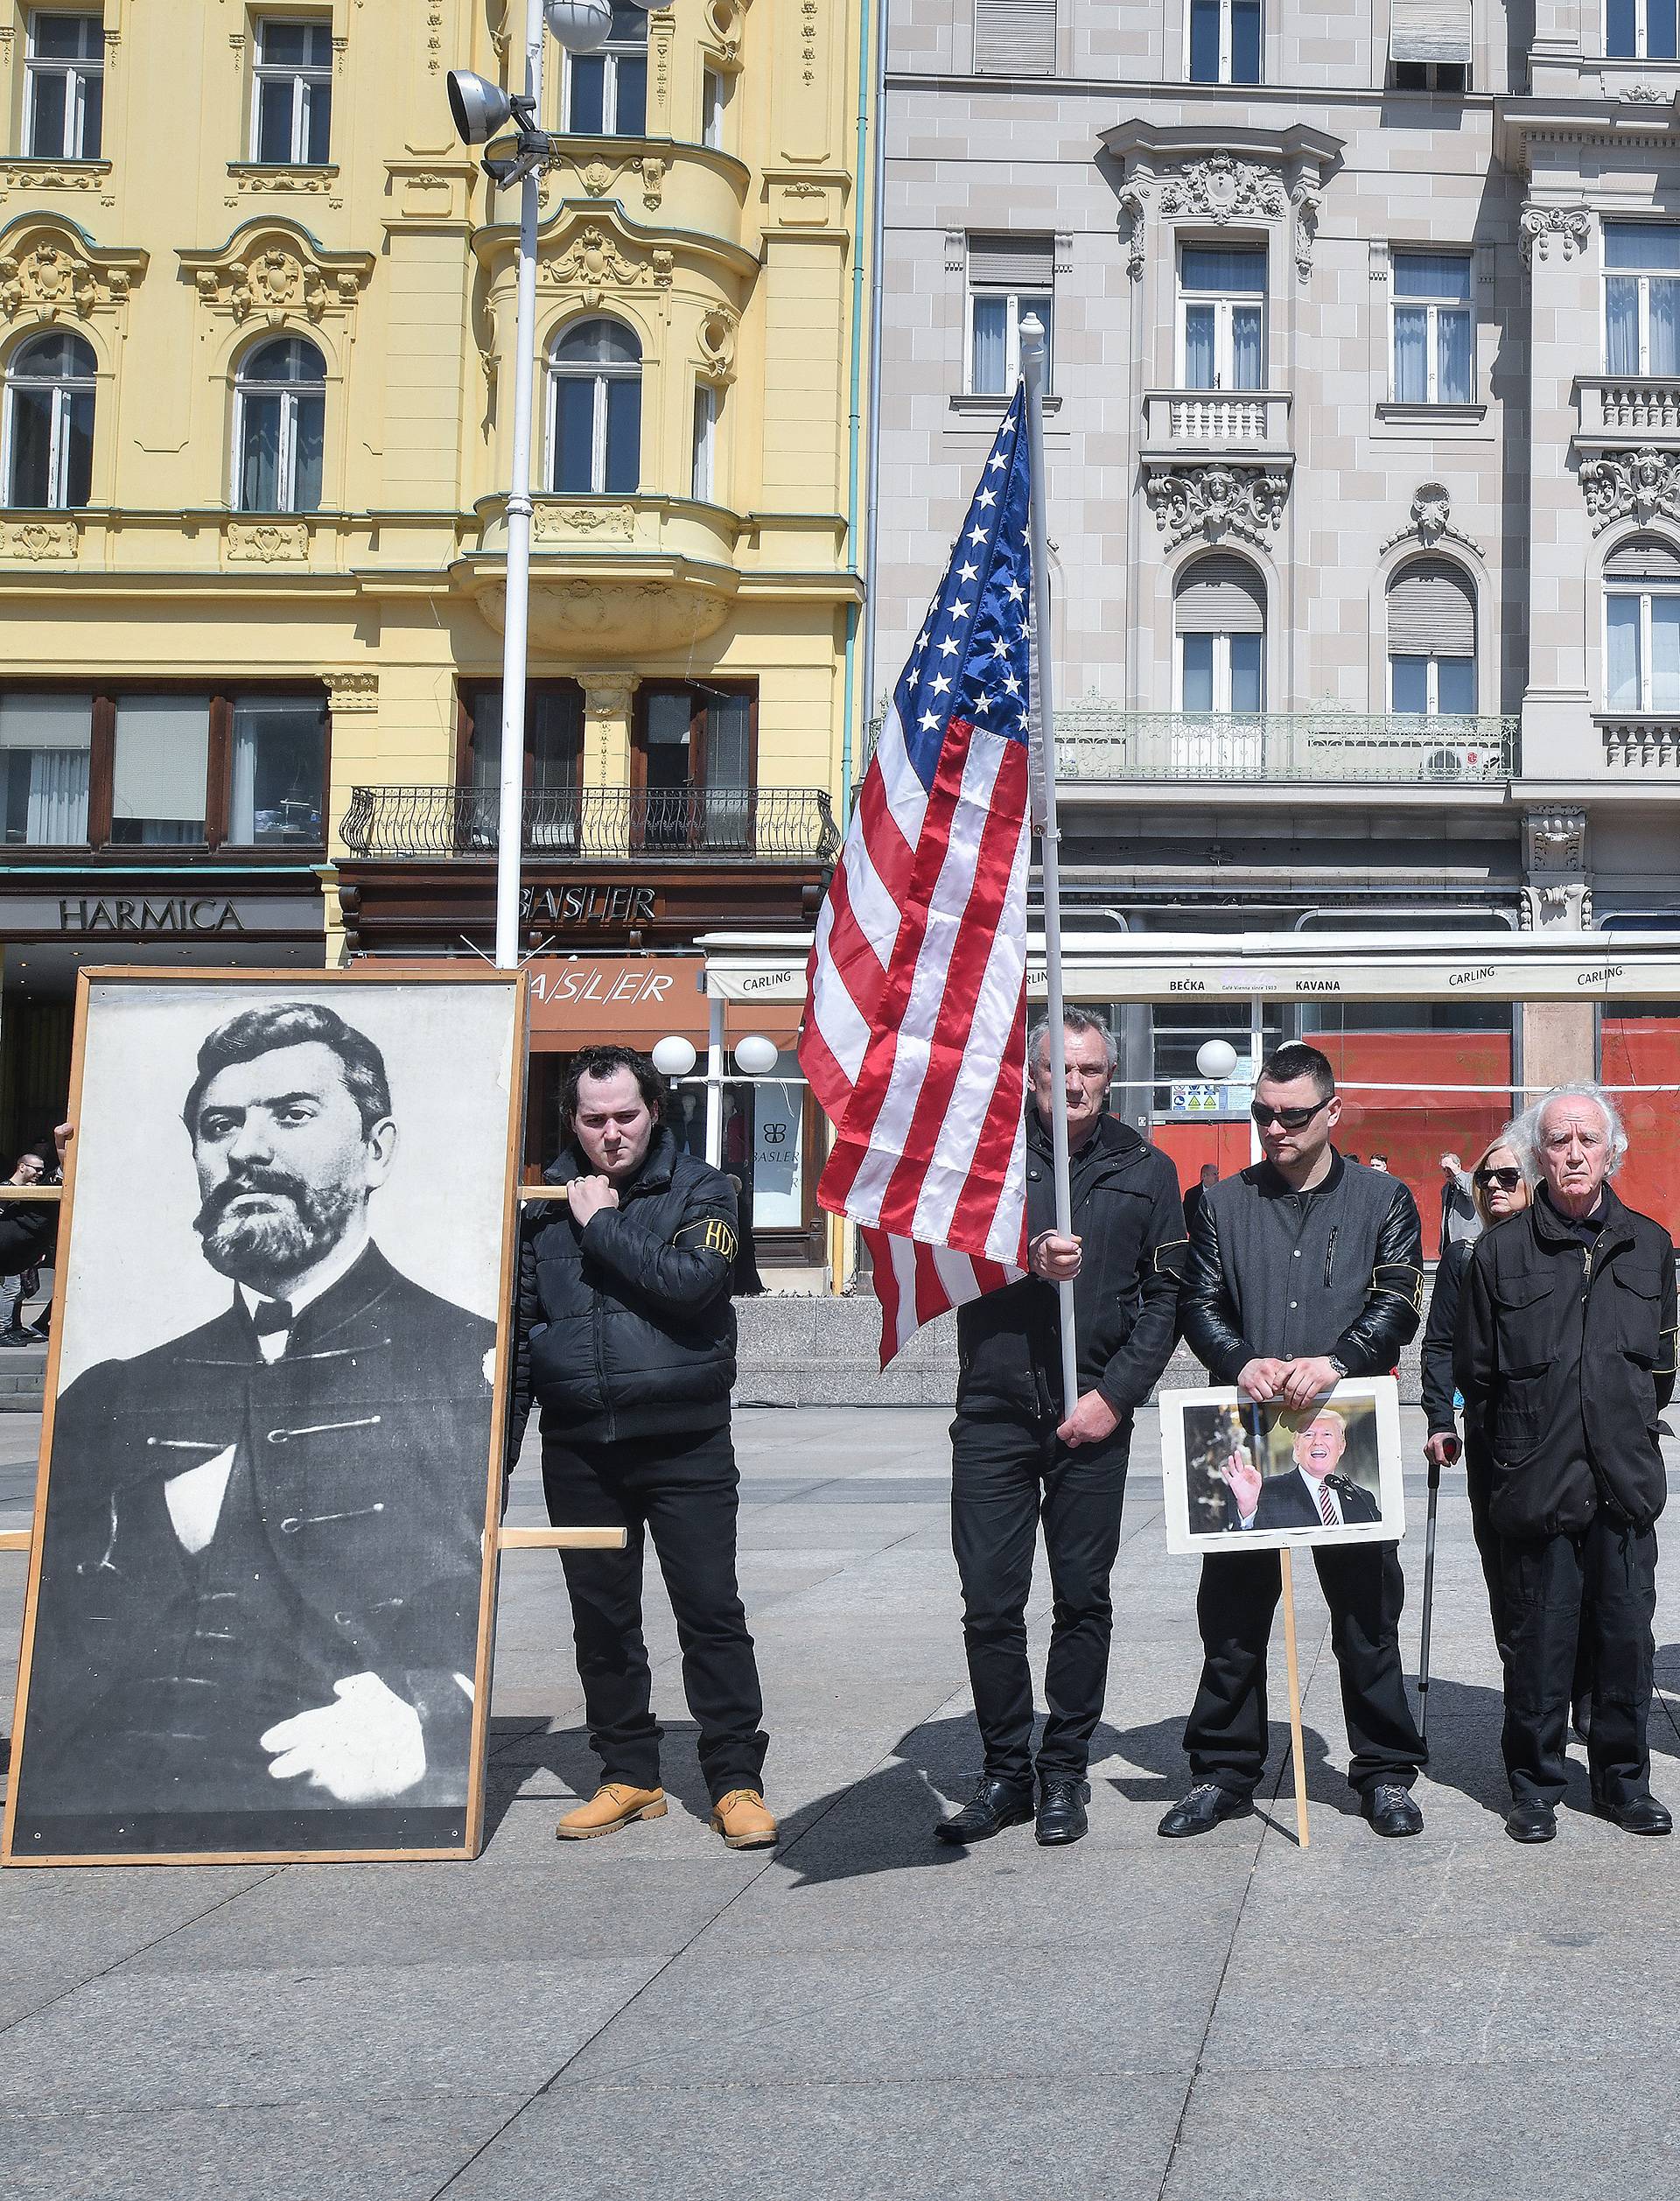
[1325,1355,1350,1381]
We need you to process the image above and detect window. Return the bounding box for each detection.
[1188,0,1261,84]
[0,693,90,846]
[1388,557,1477,713]
[702,67,731,150]
[1179,246,1266,391]
[636,683,754,849]
[973,0,1056,75]
[967,235,1054,396]
[565,4,647,136]
[110,696,210,845]
[251,18,332,164]
[1605,536,1680,713]
[550,318,640,494]
[4,333,94,510]
[691,382,716,501]
[1389,0,1470,88]
[1605,225,1680,376]
[461,681,582,848]
[1176,557,1264,713]
[1608,0,1678,60]
[24,12,103,158]
[1391,252,1474,403]
[228,695,326,845]
[234,337,326,514]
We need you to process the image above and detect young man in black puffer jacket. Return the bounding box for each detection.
[512,1045,775,1851]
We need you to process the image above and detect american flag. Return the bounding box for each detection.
[800,391,1033,1366]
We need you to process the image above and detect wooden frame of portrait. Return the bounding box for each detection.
[3,964,544,1870]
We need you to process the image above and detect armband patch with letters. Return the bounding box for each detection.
[676,1216,738,1262]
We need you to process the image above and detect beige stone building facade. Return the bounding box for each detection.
[872,1,1680,1235]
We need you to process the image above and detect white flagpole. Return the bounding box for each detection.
[1019,315,1080,1419]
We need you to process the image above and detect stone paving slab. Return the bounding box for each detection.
[2,1405,1678,2199]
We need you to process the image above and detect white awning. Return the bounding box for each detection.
[1390,0,1472,65]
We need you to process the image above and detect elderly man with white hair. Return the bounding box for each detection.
[1457,1082,1677,1844]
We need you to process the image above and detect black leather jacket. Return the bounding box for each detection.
[1180,1151,1424,1381]
[0,1199,56,1274]
[1455,1185,1677,1538]
[513,1125,738,1447]
[956,1110,1186,1419]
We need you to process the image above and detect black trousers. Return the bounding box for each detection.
[949,1405,1131,1786]
[1464,1436,1509,1659]
[542,1422,768,1805]
[1501,1511,1656,1810]
[1185,1542,1425,1798]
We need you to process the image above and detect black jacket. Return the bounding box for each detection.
[1181,1150,1424,1381]
[1247,1469,1382,1532]
[1420,1237,1473,1436]
[0,1198,56,1274]
[1455,1184,1677,1539]
[956,1111,1186,1419]
[514,1125,738,1446]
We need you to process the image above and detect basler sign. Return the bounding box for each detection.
[526,954,705,1043]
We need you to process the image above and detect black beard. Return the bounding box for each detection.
[194,1169,360,1294]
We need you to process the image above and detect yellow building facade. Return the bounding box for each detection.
[0,0,873,1209]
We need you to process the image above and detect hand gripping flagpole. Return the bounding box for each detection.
[1019,316,1080,1419]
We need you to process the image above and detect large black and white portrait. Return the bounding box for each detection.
[1160,1379,1405,1556]
[5,973,522,1864]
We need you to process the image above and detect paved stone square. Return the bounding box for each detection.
[3,1405,1679,2200]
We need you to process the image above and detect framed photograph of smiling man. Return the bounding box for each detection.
[4,969,526,1868]
[1160,1379,1405,1557]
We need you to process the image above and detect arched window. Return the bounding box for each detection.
[1173,555,1264,772]
[1605,533,1680,713]
[550,318,640,494]
[234,336,325,514]
[1388,557,1477,714]
[4,332,94,509]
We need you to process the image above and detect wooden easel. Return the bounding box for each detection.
[1278,1548,1311,1848]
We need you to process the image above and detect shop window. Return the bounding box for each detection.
[1604,534,1680,712]
[234,336,326,514]
[967,235,1054,396]
[1174,555,1264,771]
[1390,252,1474,404]
[460,680,583,849]
[1388,557,1477,715]
[24,12,103,158]
[635,682,754,849]
[110,695,210,845]
[251,18,333,165]
[1608,0,1678,60]
[1179,245,1266,391]
[1188,0,1261,84]
[0,692,90,846]
[3,332,94,510]
[549,318,640,495]
[1604,224,1680,376]
[973,0,1056,75]
[1602,1005,1680,1237]
[564,4,647,136]
[227,694,326,845]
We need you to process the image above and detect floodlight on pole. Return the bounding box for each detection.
[445,69,515,145]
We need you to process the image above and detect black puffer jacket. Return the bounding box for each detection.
[513,1125,739,1447]
[956,1110,1186,1419]
[1455,1185,1677,1538]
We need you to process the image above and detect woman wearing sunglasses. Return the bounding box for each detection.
[1420,1131,1530,1658]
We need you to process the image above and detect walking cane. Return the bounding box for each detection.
[1417,1438,1456,1745]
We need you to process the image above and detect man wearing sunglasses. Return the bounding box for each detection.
[1162,1041,1427,1840]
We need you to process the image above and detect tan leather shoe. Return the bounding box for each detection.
[555,1783,668,1841]
[710,1788,778,1849]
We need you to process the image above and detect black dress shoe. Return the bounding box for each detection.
[1157,1782,1254,1839]
[1035,1777,1088,1847]
[1595,1794,1673,1836]
[1362,1784,1424,1838]
[1506,1800,1558,1843]
[934,1775,1034,1845]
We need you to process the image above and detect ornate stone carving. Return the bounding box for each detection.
[702,0,751,66]
[325,670,379,712]
[1291,184,1321,280]
[572,155,668,213]
[180,226,373,328]
[1520,880,1592,932]
[1156,155,1290,228]
[0,161,113,200]
[1620,82,1666,102]
[3,517,78,560]
[548,225,674,306]
[1144,463,1289,550]
[696,303,738,385]
[1524,807,1588,873]
[1578,445,1680,532]
[533,501,638,542]
[1381,481,1481,557]
[1116,186,1146,282]
[482,574,736,656]
[1519,203,1592,267]
[1521,804,1591,932]
[579,669,640,721]
[226,520,310,563]
[0,221,144,322]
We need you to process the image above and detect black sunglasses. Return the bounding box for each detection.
[1474,1166,1522,1190]
[1250,1098,1331,1132]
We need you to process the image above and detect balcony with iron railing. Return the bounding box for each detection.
[338,783,841,863]
[1053,706,1517,785]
